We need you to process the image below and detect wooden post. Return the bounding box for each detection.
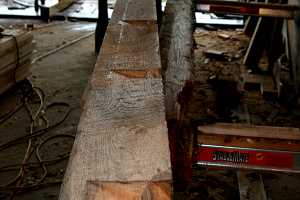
[95,0,108,53]
[160,0,194,190]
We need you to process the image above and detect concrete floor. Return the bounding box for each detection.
[0,20,97,200]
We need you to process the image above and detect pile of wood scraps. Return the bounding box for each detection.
[0,29,34,95]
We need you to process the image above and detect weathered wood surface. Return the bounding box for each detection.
[59,0,172,199]
[160,0,193,120]
[0,30,33,94]
[0,31,33,59]
[0,60,31,94]
[159,0,194,190]
[0,42,34,70]
[110,0,157,24]
[198,123,300,140]
[85,181,171,200]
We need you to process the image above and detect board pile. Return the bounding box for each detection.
[0,30,34,94]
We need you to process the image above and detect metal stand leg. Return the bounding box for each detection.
[95,0,108,54]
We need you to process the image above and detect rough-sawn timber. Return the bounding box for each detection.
[59,0,172,199]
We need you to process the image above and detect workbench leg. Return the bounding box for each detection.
[95,0,108,54]
[156,0,162,29]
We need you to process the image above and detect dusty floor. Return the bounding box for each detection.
[0,20,96,199]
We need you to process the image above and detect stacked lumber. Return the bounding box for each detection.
[0,30,34,94]
[59,0,172,199]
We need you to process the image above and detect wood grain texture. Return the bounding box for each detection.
[59,0,172,199]
[0,61,31,94]
[93,23,161,76]
[0,30,33,94]
[0,42,34,69]
[110,0,157,24]
[198,123,300,140]
[85,181,171,200]
[159,0,193,120]
[0,31,33,58]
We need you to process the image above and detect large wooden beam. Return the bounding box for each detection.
[59,0,172,199]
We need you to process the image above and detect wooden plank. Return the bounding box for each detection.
[59,0,172,199]
[110,0,157,24]
[197,0,299,18]
[0,42,34,70]
[85,181,171,200]
[109,0,128,24]
[160,0,193,120]
[198,134,300,151]
[0,61,31,94]
[159,0,194,190]
[198,123,300,140]
[0,31,33,58]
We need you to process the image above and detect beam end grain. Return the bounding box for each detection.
[85,181,172,200]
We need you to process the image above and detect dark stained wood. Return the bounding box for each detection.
[160,0,193,120]
[0,30,33,95]
[0,60,31,94]
[198,123,300,140]
[124,0,157,22]
[0,31,33,58]
[59,0,172,199]
[0,42,34,69]
[85,181,172,200]
[110,0,157,24]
